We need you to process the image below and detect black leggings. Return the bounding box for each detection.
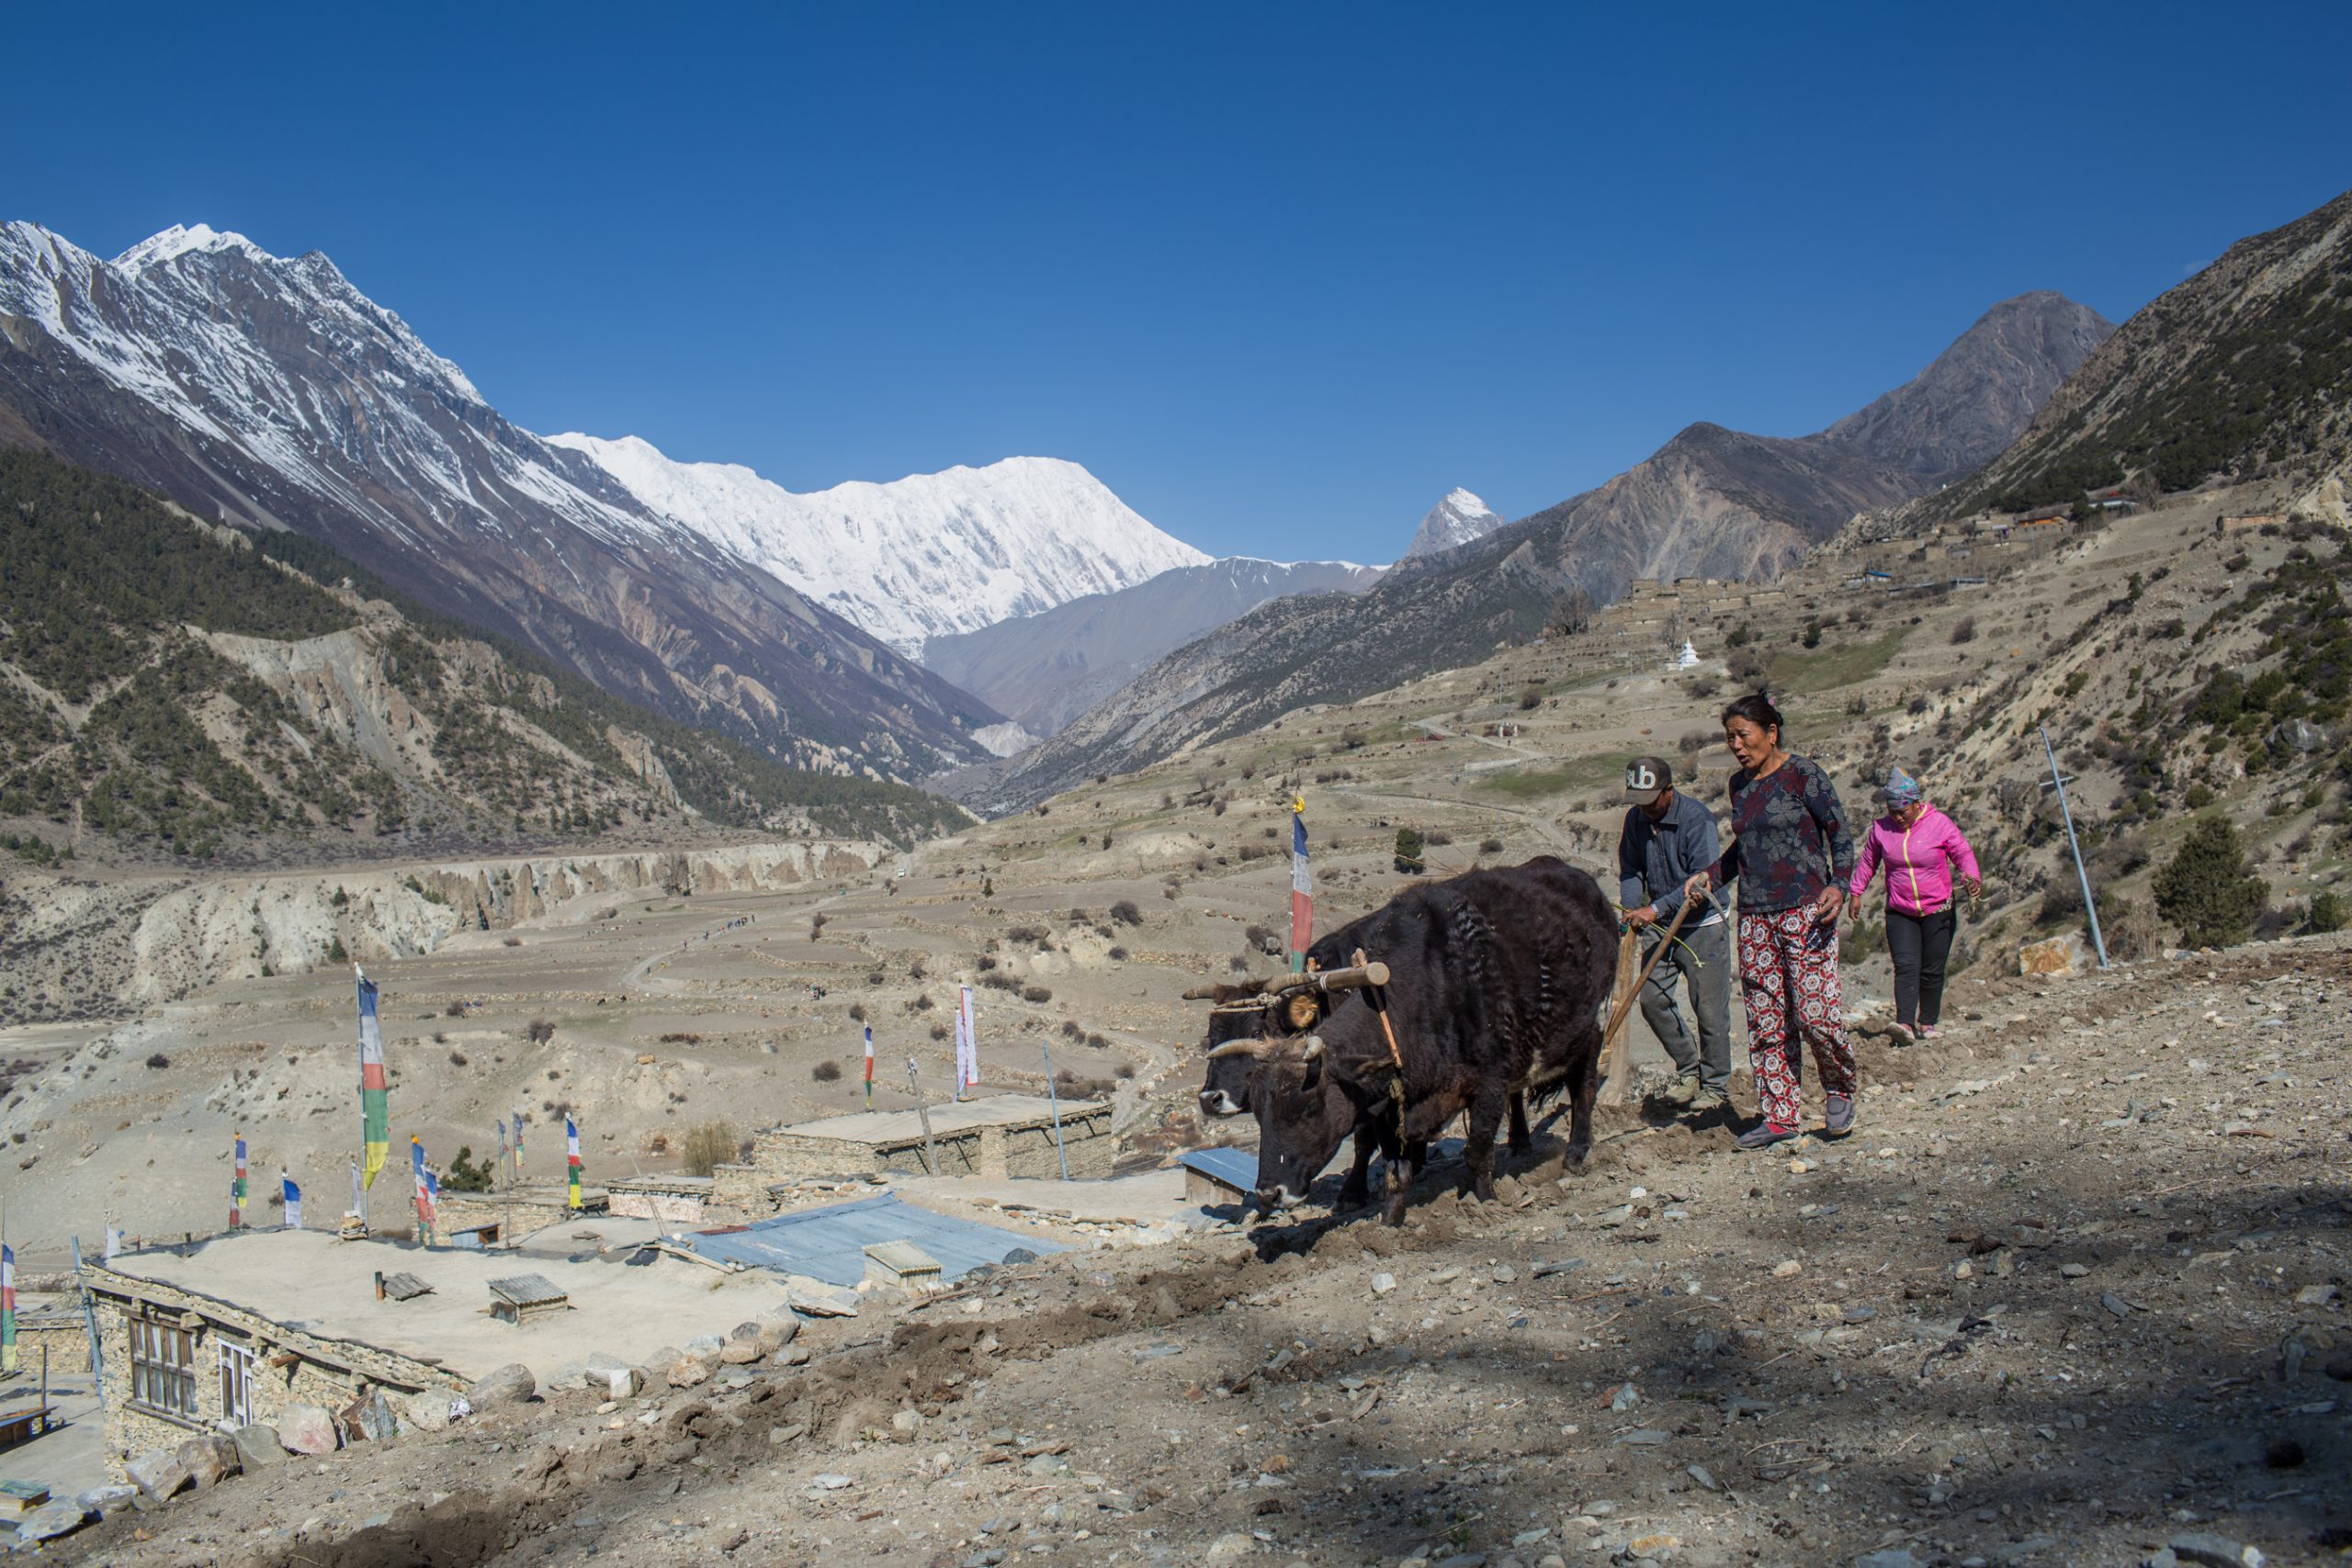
[1885,906,1958,1027]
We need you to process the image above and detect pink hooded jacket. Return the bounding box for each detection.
[1849,804,1980,917]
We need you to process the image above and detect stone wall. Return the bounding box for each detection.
[751,1104,1115,1181]
[83,1269,458,1474]
[605,1177,713,1224]
[14,1314,91,1377]
[434,1188,605,1242]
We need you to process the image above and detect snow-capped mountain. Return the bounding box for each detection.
[1403,487,1506,558]
[0,220,1017,777]
[546,434,1206,657]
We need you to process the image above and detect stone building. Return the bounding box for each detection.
[79,1257,458,1470]
[79,1227,792,1474]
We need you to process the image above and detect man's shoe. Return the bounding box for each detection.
[1660,1073,1700,1108]
[1735,1121,1800,1151]
[1686,1085,1729,1115]
[1824,1093,1856,1136]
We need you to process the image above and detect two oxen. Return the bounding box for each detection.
[1188,856,1618,1225]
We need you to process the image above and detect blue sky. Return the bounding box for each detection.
[11,3,2349,559]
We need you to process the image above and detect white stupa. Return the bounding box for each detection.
[1676,638,1701,670]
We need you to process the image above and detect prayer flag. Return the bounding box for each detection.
[1289,795,1312,973]
[0,1242,13,1374]
[357,973,389,1190]
[232,1132,248,1227]
[512,1110,525,1174]
[425,1165,440,1231]
[104,1224,124,1262]
[282,1173,302,1231]
[954,987,978,1098]
[412,1135,433,1238]
[566,1113,582,1210]
[863,1025,875,1107]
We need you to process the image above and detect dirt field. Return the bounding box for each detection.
[40,935,2350,1568]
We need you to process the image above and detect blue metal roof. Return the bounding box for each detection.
[1177,1147,1258,1190]
[685,1194,1065,1286]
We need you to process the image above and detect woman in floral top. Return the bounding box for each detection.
[1682,693,1859,1148]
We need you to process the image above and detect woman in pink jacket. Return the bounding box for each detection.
[1849,767,1981,1042]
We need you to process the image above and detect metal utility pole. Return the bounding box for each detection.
[2040,726,2111,969]
[1039,1043,1070,1180]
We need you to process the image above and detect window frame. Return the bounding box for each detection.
[125,1312,201,1422]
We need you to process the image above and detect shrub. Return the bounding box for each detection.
[1110,899,1142,926]
[1106,945,1128,961]
[2306,890,2347,935]
[1479,836,1505,854]
[659,1032,702,1045]
[2105,897,2162,961]
[2154,815,2268,948]
[145,1051,170,1070]
[1394,827,1426,874]
[979,973,1018,992]
[1685,674,1719,699]
[1519,685,1544,710]
[502,934,523,947]
[1244,923,1278,955]
[1677,731,1710,754]
[847,1002,866,1022]
[445,1000,467,1018]
[326,934,348,963]
[448,1049,469,1067]
[1802,621,1823,649]
[443,1145,494,1193]
[681,1120,741,1177]
[1950,617,1977,646]
[525,1018,556,1043]
[1022,984,1053,1003]
[1007,924,1046,945]
[812,1060,842,1083]
[1725,624,1752,649]
[1114,1062,1136,1079]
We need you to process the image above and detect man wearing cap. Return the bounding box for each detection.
[1618,756,1732,1114]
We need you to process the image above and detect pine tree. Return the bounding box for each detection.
[2153,815,2268,948]
[1394,827,1426,874]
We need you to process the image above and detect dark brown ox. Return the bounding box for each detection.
[1223,855,1616,1224]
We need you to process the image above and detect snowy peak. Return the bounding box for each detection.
[1404,486,1505,558]
[113,223,274,276]
[549,434,1210,657]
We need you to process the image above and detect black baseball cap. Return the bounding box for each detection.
[1624,756,1672,805]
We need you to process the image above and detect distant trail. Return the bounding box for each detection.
[616,886,854,996]
[1335,781,1605,876]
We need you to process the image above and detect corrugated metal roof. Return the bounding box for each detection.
[685,1195,1063,1286]
[1177,1147,1258,1190]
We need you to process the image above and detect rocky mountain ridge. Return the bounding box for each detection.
[1922,187,2352,521]
[547,434,1207,658]
[958,291,2112,807]
[1402,487,1505,558]
[920,557,1384,740]
[0,221,1003,779]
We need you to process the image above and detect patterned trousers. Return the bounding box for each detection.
[1737,906,1857,1126]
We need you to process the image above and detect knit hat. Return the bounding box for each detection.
[1878,765,1922,807]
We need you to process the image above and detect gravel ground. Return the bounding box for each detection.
[44,935,2351,1568]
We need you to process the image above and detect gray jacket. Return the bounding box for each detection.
[1618,791,1725,924]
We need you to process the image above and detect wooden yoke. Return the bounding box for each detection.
[1597,897,1696,1105]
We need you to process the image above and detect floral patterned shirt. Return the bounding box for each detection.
[1706,753,1856,915]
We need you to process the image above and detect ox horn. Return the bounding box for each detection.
[1302,1034,1325,1060]
[1204,1039,1263,1059]
[1181,985,1222,1001]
